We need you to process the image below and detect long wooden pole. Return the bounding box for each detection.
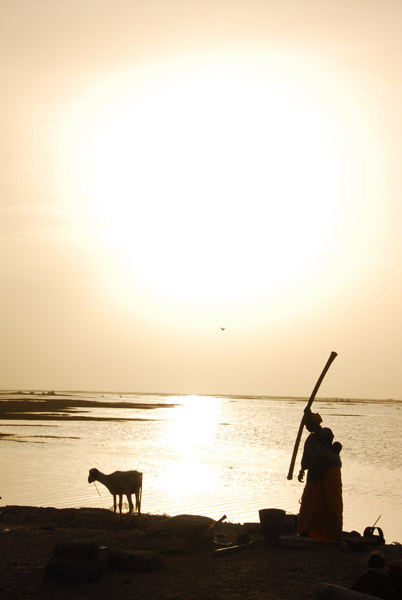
[287,351,338,480]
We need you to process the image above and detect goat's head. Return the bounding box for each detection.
[88,468,99,483]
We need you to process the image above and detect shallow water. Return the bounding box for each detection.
[1,392,401,542]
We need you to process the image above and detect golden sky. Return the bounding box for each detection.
[1,0,401,399]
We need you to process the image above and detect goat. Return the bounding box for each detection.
[88,468,142,524]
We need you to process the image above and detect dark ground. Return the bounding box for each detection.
[1,505,401,600]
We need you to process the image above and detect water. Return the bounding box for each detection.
[1,391,401,542]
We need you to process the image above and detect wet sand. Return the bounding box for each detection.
[1,505,402,600]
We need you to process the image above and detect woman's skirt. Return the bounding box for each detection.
[297,466,343,542]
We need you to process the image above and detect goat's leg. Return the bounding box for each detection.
[118,494,123,521]
[135,490,142,527]
[127,495,134,521]
[112,494,117,523]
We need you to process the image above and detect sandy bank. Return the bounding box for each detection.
[1,505,402,600]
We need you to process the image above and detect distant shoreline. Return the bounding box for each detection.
[0,390,400,403]
[0,393,400,427]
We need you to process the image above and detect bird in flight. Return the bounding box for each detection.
[220,327,226,331]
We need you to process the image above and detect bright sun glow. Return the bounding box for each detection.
[57,51,374,325]
[160,395,220,497]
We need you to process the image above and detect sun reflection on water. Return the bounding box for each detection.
[160,395,221,498]
[167,395,220,456]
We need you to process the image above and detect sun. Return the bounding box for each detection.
[57,50,372,325]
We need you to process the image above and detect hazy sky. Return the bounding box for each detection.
[1,0,401,399]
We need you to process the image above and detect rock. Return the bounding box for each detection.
[108,550,163,572]
[45,558,106,584]
[147,514,215,538]
[135,533,188,554]
[44,542,109,584]
[52,541,101,562]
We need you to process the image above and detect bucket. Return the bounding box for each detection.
[363,526,385,546]
[259,509,286,540]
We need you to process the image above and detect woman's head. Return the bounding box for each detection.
[304,411,322,432]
